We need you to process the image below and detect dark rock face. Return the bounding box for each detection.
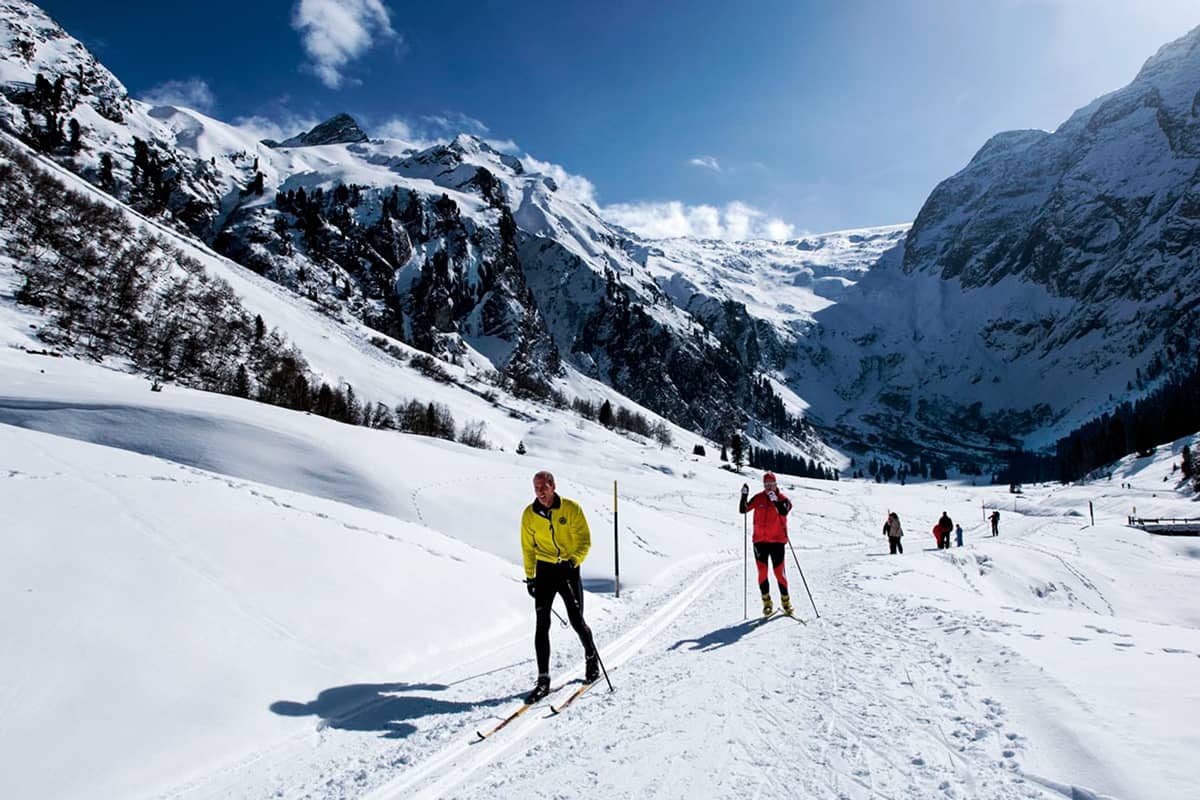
[275,114,369,148]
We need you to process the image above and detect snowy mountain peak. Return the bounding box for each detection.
[1131,22,1200,87]
[271,112,368,148]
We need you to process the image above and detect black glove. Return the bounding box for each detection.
[525,578,536,598]
[740,484,749,496]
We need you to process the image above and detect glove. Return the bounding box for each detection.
[525,578,536,598]
[767,491,778,502]
[740,484,749,496]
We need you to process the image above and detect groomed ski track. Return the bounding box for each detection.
[364,560,738,800]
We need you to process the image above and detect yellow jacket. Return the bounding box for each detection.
[521,495,591,579]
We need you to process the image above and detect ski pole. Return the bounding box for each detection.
[787,538,820,619]
[743,509,748,620]
[552,607,568,628]
[563,575,614,692]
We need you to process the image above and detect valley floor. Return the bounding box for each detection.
[1,362,1197,799]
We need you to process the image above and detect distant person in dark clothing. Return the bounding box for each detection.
[989,510,1000,537]
[955,523,963,547]
[883,511,903,554]
[935,511,953,549]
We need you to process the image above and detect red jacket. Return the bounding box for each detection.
[743,491,791,543]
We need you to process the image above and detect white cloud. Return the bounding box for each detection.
[688,155,721,172]
[370,113,516,152]
[233,112,321,143]
[485,138,520,154]
[520,154,599,207]
[601,200,795,241]
[139,78,216,112]
[291,0,397,90]
[421,112,490,137]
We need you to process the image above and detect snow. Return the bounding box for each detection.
[1,310,1197,798]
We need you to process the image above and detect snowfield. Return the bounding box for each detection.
[1,335,1197,799]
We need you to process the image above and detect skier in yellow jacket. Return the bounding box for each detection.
[520,470,599,703]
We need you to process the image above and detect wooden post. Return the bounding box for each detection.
[613,480,620,598]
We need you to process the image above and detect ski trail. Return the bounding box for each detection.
[362,559,737,800]
[453,501,1062,800]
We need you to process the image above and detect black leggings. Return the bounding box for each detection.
[889,537,903,554]
[534,560,596,675]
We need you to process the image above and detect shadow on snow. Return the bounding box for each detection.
[270,681,521,739]
[666,617,774,653]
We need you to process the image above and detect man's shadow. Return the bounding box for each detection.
[667,617,772,653]
[270,682,521,739]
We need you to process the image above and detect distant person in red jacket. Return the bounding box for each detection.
[739,472,794,616]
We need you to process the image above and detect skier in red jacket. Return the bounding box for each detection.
[739,472,794,616]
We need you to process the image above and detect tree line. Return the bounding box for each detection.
[998,355,1200,485]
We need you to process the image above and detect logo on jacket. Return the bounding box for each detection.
[558,517,567,524]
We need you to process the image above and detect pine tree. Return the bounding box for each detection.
[731,433,745,469]
[98,152,114,192]
[598,399,614,428]
[231,363,251,398]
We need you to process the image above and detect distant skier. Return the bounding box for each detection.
[935,511,954,549]
[739,472,794,616]
[989,510,1000,537]
[955,523,964,547]
[520,470,600,704]
[883,511,904,554]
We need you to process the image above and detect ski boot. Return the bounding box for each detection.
[585,653,600,683]
[762,593,774,616]
[524,675,550,704]
[781,594,794,616]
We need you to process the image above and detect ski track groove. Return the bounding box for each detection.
[361,559,737,800]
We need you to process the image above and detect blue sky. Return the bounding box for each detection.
[39,0,1200,238]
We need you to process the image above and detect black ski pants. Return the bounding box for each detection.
[888,536,903,554]
[533,560,596,676]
